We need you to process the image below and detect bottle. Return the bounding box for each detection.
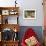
[5,18,8,24]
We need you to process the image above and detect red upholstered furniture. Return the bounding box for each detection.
[21,28,41,46]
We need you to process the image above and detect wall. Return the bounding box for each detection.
[19,0,44,26]
[18,26,43,44]
[0,0,44,26]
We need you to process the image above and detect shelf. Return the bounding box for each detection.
[2,40,19,46]
[0,24,19,32]
[0,7,19,10]
[0,7,19,16]
[1,15,19,24]
[2,40,19,43]
[0,7,19,46]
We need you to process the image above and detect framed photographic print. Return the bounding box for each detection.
[2,10,9,15]
[23,9,36,19]
[0,32,1,41]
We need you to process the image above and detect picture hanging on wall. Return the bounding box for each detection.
[2,10,9,15]
[23,9,36,19]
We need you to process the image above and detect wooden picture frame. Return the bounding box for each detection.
[2,10,9,15]
[23,9,36,19]
[0,32,1,41]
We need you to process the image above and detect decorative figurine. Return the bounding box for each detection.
[15,0,17,7]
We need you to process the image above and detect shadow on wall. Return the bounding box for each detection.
[18,26,43,44]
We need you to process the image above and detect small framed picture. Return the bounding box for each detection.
[23,9,36,19]
[0,32,1,41]
[2,10,9,15]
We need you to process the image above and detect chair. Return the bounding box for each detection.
[21,28,41,46]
